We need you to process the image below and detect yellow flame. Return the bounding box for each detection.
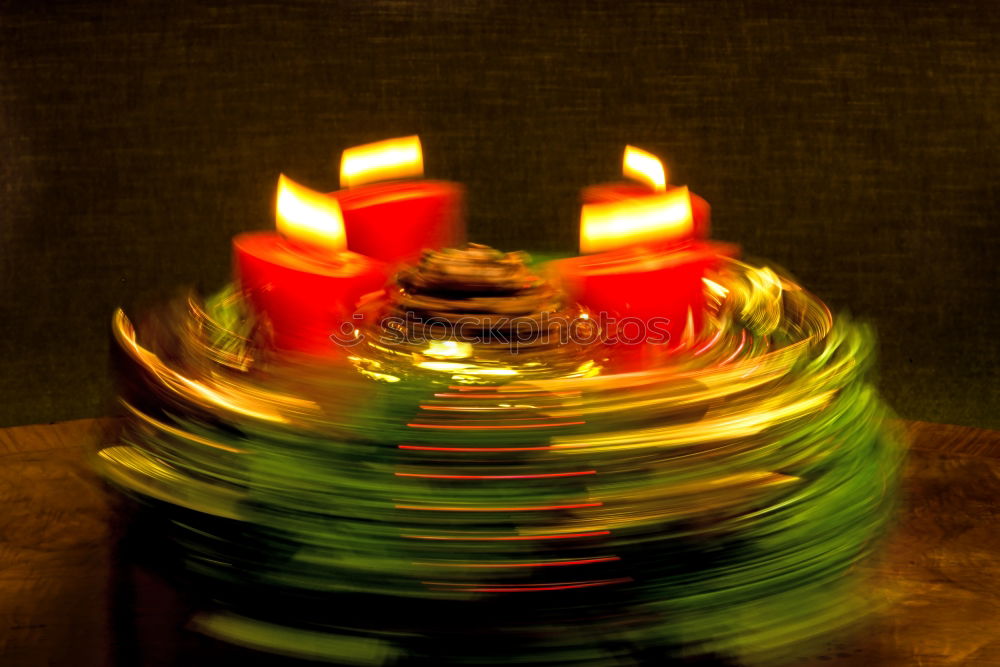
[580,186,693,253]
[275,174,347,253]
[623,145,667,191]
[340,135,424,188]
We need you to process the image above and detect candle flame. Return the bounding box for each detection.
[275,174,347,253]
[580,186,693,253]
[340,135,424,188]
[623,145,667,191]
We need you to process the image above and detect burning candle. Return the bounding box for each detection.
[555,186,737,364]
[233,175,388,355]
[330,135,465,267]
[582,145,711,240]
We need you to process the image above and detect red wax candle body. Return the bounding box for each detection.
[582,183,712,240]
[233,232,388,354]
[554,241,738,359]
[330,181,465,267]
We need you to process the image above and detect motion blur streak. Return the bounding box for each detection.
[98,257,903,665]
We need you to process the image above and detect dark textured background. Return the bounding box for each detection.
[0,1,996,428]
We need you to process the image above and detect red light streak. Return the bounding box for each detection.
[407,421,584,430]
[415,556,620,568]
[395,502,603,512]
[424,577,631,592]
[418,406,583,416]
[394,470,597,479]
[434,391,580,399]
[691,325,725,357]
[720,329,748,365]
[398,444,553,452]
[403,530,611,541]
[415,415,577,421]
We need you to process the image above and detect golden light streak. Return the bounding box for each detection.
[415,360,520,376]
[549,390,835,452]
[112,310,296,423]
[678,307,696,349]
[340,135,424,188]
[275,174,347,253]
[623,145,667,191]
[121,399,245,454]
[703,277,730,299]
[580,186,693,253]
[95,446,246,520]
[422,340,473,359]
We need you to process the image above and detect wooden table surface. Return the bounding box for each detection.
[0,418,998,666]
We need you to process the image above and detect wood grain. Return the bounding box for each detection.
[0,419,119,667]
[0,418,997,666]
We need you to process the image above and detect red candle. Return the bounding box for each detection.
[233,175,388,355]
[329,136,465,267]
[554,185,737,366]
[333,180,463,267]
[556,241,737,350]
